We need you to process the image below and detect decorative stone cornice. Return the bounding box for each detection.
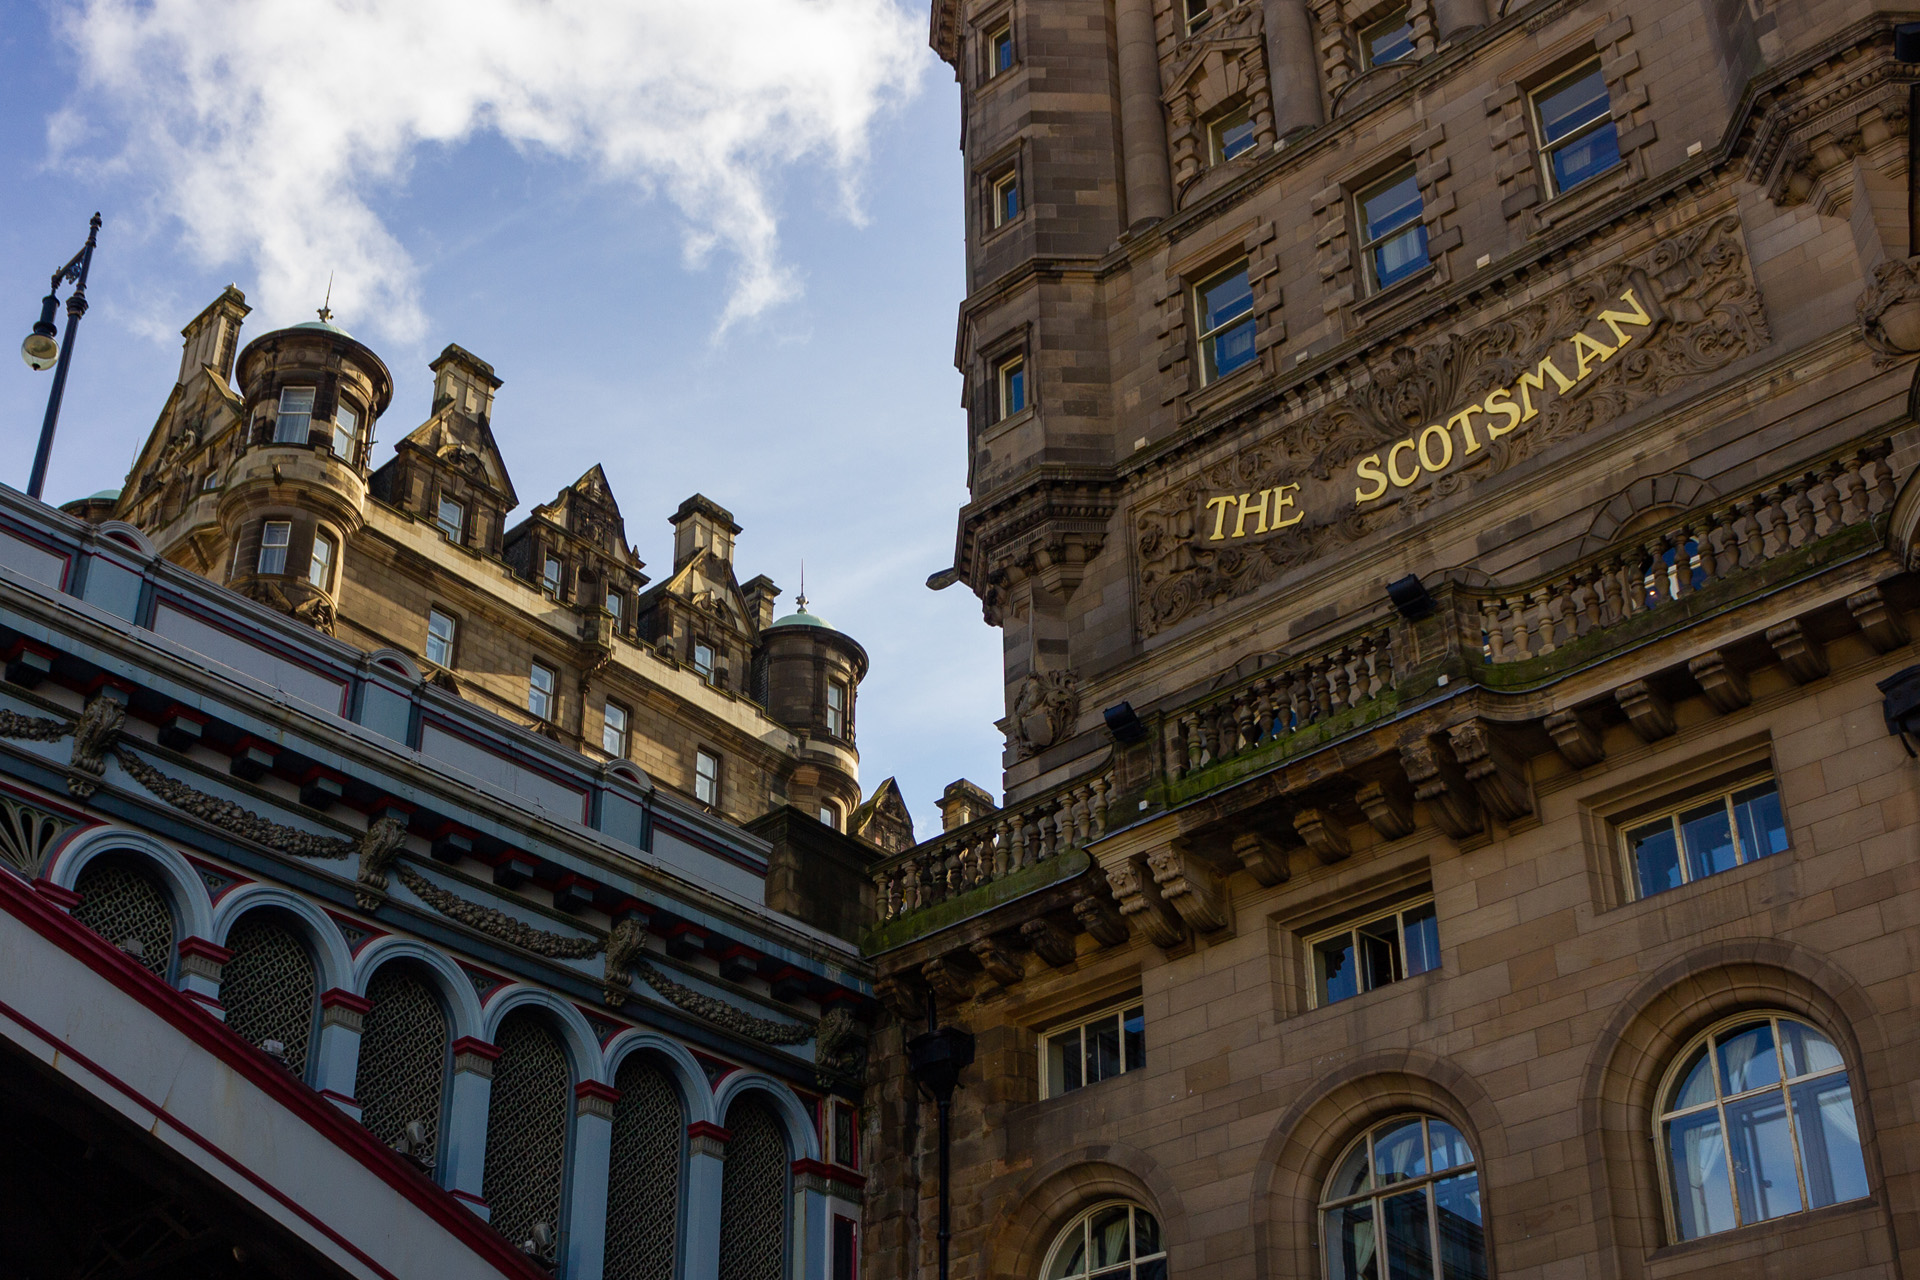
[1290,808,1351,865]
[1231,831,1290,885]
[1021,917,1079,968]
[1148,844,1231,936]
[1400,738,1481,841]
[1103,853,1187,950]
[1445,720,1532,826]
[1688,652,1752,715]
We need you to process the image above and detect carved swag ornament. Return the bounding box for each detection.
[1131,214,1769,637]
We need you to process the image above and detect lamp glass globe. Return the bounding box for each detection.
[21,332,58,371]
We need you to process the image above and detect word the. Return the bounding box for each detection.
[1206,484,1302,541]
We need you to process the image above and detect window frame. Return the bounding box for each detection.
[1038,999,1146,1100]
[605,590,624,628]
[542,553,564,599]
[1617,775,1788,902]
[308,530,335,590]
[1038,1201,1167,1280]
[826,679,848,738]
[1530,60,1621,197]
[1184,0,1211,33]
[1207,103,1258,165]
[994,353,1027,422]
[1358,7,1415,69]
[819,803,839,829]
[435,495,466,543]
[602,700,630,758]
[694,749,720,807]
[1354,165,1430,294]
[985,20,1014,80]
[990,167,1021,229]
[256,520,292,575]
[1306,895,1440,1009]
[274,387,315,445]
[528,660,557,722]
[693,641,717,682]
[425,608,457,668]
[1317,1113,1485,1280]
[1192,260,1258,385]
[330,403,360,461]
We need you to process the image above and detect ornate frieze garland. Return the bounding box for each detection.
[1131,213,1770,638]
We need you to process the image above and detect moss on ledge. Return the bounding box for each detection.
[862,849,1089,955]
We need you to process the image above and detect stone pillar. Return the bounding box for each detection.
[1263,0,1324,136]
[313,988,369,1119]
[445,1036,499,1218]
[565,1081,619,1279]
[175,937,231,1020]
[684,1121,730,1280]
[1114,0,1173,227]
[1432,0,1486,40]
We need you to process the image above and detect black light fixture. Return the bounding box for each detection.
[1103,700,1149,745]
[19,212,102,502]
[1877,664,1920,756]
[1386,573,1436,621]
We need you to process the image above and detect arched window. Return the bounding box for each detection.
[1041,1202,1166,1279]
[1319,1115,1485,1280]
[717,1095,790,1280]
[483,1011,573,1262]
[1658,1013,1869,1241]
[356,964,451,1172]
[220,910,319,1077]
[604,1055,686,1280]
[72,857,176,980]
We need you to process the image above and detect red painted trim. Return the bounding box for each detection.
[451,1036,502,1061]
[178,937,234,964]
[451,1189,490,1210]
[318,1088,361,1109]
[184,991,225,1014]
[574,1080,621,1104]
[320,988,372,1014]
[0,872,543,1278]
[791,1157,868,1190]
[33,879,82,909]
[687,1121,732,1143]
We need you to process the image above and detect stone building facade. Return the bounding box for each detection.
[865,1,1920,1279]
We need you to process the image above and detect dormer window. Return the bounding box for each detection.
[274,388,315,444]
[693,642,716,682]
[256,520,291,574]
[1208,105,1257,164]
[542,554,563,598]
[330,405,359,461]
[528,660,556,721]
[606,591,624,627]
[436,496,465,542]
[308,532,335,589]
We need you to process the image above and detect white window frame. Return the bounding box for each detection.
[1038,1000,1145,1099]
[1307,895,1440,1009]
[1618,775,1787,901]
[694,749,719,806]
[307,530,335,589]
[1193,261,1257,384]
[1207,104,1256,165]
[995,354,1026,422]
[274,387,314,444]
[819,803,838,829]
[256,520,291,575]
[985,21,1014,78]
[693,642,716,682]
[991,168,1020,228]
[435,496,465,542]
[330,404,359,461]
[1355,165,1429,293]
[1358,7,1414,68]
[425,609,457,667]
[605,590,624,627]
[826,680,847,737]
[1531,59,1620,197]
[542,554,563,598]
[528,661,556,721]
[602,701,629,757]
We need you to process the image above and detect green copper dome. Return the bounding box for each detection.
[291,318,353,338]
[768,607,832,630]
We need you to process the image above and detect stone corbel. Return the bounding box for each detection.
[1848,587,1909,653]
[921,957,974,1005]
[1355,779,1415,840]
[1766,620,1829,684]
[1231,831,1291,885]
[1072,879,1132,948]
[1445,720,1533,824]
[1400,738,1482,841]
[1104,853,1187,949]
[1615,679,1676,741]
[874,974,928,1022]
[1149,843,1231,935]
[1688,652,1752,714]
[1544,710,1604,769]
[1290,808,1351,865]
[970,938,1024,988]
[1021,917,1079,968]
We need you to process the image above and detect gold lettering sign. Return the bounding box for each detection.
[1205,287,1654,539]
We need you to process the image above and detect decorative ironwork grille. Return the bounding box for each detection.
[357,964,450,1167]
[718,1097,789,1280]
[220,912,318,1076]
[483,1011,572,1257]
[72,858,175,979]
[604,1057,685,1280]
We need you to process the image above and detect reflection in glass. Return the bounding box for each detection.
[1403,902,1440,978]
[1086,1014,1122,1086]
[1044,1204,1165,1280]
[1373,1120,1426,1185]
[1326,1204,1378,1280]
[1382,1190,1430,1280]
[1717,1023,1780,1096]
[1318,934,1359,1005]
[1322,1118,1483,1280]
[1678,801,1738,880]
[1629,820,1682,897]
[1733,784,1788,860]
[1667,1109,1736,1239]
[1725,1092,1802,1223]
[1791,1076,1869,1209]
[1434,1173,1486,1280]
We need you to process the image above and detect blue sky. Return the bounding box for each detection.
[0,0,1004,836]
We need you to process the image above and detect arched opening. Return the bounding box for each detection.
[1316,1114,1485,1280]
[717,1093,790,1280]
[1040,1201,1167,1279]
[220,909,319,1077]
[356,962,452,1175]
[604,1054,687,1280]
[72,855,177,980]
[482,1009,573,1262]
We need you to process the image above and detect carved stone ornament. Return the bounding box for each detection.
[1766,619,1829,684]
[1848,587,1910,653]
[1104,853,1186,950]
[1021,917,1079,968]
[241,578,336,637]
[1445,720,1532,825]
[1856,256,1920,362]
[1148,844,1230,935]
[1687,652,1752,715]
[814,1006,870,1084]
[921,956,974,1004]
[1231,830,1290,886]
[0,793,74,876]
[1543,711,1605,769]
[1071,875,1131,948]
[602,915,648,1005]
[67,693,125,797]
[1615,680,1676,741]
[353,815,412,910]
[1131,214,1769,637]
[1290,808,1351,865]
[970,937,1024,988]
[1400,738,1482,841]
[1010,669,1080,759]
[1355,780,1416,840]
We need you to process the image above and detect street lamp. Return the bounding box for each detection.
[19,212,102,502]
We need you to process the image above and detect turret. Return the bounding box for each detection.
[760,596,868,828]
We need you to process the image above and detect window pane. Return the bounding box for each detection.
[1365,15,1414,66]
[992,30,1013,74]
[1328,1138,1372,1201]
[1789,1074,1868,1209]
[1666,1110,1736,1239]
[1381,1188,1432,1280]
[1373,1118,1427,1185]
[1216,111,1257,161]
[1200,268,1253,332]
[257,522,290,575]
[1000,179,1020,223]
[1133,1208,1161,1258]
[1046,1222,1087,1279]
[1004,363,1026,414]
[307,535,332,588]
[1732,784,1788,862]
[1362,173,1422,241]
[1358,916,1402,992]
[1085,1013,1121,1084]
[1208,318,1257,379]
[1628,819,1683,897]
[1434,1172,1486,1280]
[1089,1205,1131,1268]
[1123,1005,1145,1072]
[1317,934,1359,1005]
[1402,902,1440,977]
[1668,1044,1716,1112]
[1427,1120,1472,1172]
[437,498,463,539]
[1371,224,1430,289]
[1549,120,1620,192]
[1678,801,1738,881]
[1725,1090,1803,1223]
[1778,1019,1843,1078]
[1047,1028,1081,1096]
[1325,1204,1380,1280]
[1717,1022,1782,1096]
[1538,67,1610,143]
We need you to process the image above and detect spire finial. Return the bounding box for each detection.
[317,272,334,323]
[795,560,807,612]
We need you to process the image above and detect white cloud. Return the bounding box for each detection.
[51,0,928,340]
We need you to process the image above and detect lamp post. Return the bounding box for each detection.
[20,212,102,502]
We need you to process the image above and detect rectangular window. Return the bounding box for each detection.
[1194,263,1256,383]
[1208,105,1257,164]
[1622,778,1788,900]
[203,471,220,491]
[436,496,465,542]
[693,642,716,681]
[1357,167,1429,291]
[826,680,847,737]
[820,803,839,829]
[1184,0,1211,33]
[987,23,1013,77]
[1360,8,1415,67]
[996,355,1026,421]
[832,1215,859,1280]
[606,591,624,626]
[1041,1002,1146,1098]
[1533,62,1620,195]
[1310,898,1440,1007]
[256,520,291,575]
[425,608,456,667]
[695,749,719,806]
[991,169,1020,228]
[528,661,556,721]
[829,1100,859,1168]
[602,701,629,757]
[331,405,359,460]
[274,387,314,444]
[308,531,335,589]
[542,554,563,598]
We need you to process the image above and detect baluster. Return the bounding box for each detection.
[1588,564,1616,628]
[901,860,920,913]
[1252,678,1275,744]
[1321,655,1347,712]
[992,819,1011,878]
[1010,813,1029,869]
[1285,672,1310,732]
[1702,511,1733,584]
[1361,639,1383,698]
[1217,701,1239,756]
[1036,805,1057,861]
[1373,632,1394,692]
[1183,713,1204,773]
[1508,596,1533,658]
[1809,465,1841,538]
[1306,662,1330,721]
[1525,589,1551,655]
[1671,527,1696,599]
[1234,693,1256,755]
[1783,480,1813,550]
[1066,786,1087,845]
[1867,449,1898,512]
[1754,491,1785,559]
[1836,456,1867,525]
[1481,601,1504,661]
[1089,774,1110,838]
